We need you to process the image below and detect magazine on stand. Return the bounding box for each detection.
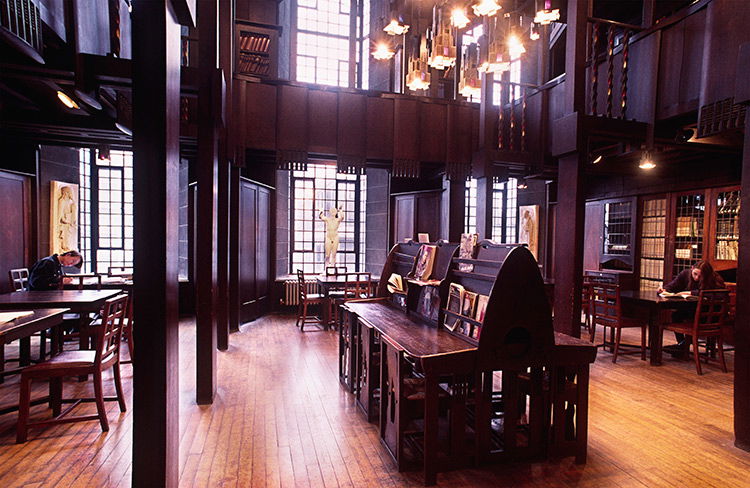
[443,283,464,331]
[458,233,478,272]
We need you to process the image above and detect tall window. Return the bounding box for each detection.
[491,177,518,242]
[78,148,134,274]
[295,0,368,88]
[289,162,366,273]
[465,177,477,234]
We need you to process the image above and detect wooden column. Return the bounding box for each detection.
[734,43,750,451]
[552,152,585,337]
[216,0,234,349]
[131,0,188,485]
[196,0,219,404]
[441,176,465,241]
[476,176,492,240]
[229,165,241,331]
[551,0,590,337]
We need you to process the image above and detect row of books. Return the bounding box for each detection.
[639,257,663,282]
[716,239,739,261]
[641,216,665,237]
[238,54,271,76]
[238,33,270,53]
[716,217,739,239]
[640,237,665,259]
[675,216,702,237]
[444,283,488,340]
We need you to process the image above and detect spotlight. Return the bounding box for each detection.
[517,178,528,189]
[57,91,80,110]
[592,154,603,164]
[98,145,111,161]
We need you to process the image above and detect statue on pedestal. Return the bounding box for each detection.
[319,206,345,267]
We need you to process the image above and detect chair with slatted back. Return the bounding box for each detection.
[16,294,129,443]
[661,289,730,375]
[295,270,324,332]
[121,290,134,364]
[590,282,647,363]
[2,269,48,383]
[581,277,593,336]
[9,268,29,291]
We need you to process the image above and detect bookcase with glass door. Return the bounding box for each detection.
[637,186,740,290]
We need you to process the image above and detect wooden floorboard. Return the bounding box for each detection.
[0,314,749,487]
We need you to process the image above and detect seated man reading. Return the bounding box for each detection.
[28,251,83,291]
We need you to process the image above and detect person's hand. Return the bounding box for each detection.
[657,287,664,294]
[62,277,73,285]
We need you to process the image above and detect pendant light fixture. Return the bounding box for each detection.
[480,15,510,74]
[384,18,409,36]
[459,43,481,100]
[472,0,501,17]
[372,41,395,60]
[428,6,457,70]
[450,7,471,29]
[406,35,431,91]
[534,0,560,25]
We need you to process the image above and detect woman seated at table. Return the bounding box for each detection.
[28,251,83,291]
[657,260,725,354]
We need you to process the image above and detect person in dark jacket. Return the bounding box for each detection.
[28,251,83,291]
[657,260,725,354]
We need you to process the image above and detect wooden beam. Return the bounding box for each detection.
[195,0,219,404]
[734,42,750,452]
[131,0,181,486]
[441,176,465,241]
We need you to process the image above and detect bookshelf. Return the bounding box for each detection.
[235,22,279,78]
[603,200,633,256]
[671,192,705,278]
[713,189,740,262]
[638,197,666,291]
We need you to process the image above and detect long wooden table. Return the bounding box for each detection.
[343,299,596,485]
[0,309,68,379]
[0,290,124,353]
[620,290,699,365]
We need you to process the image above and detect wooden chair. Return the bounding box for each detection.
[16,294,129,443]
[107,266,133,278]
[589,282,647,363]
[9,268,29,291]
[581,277,593,336]
[295,270,324,332]
[325,266,347,276]
[343,272,372,300]
[660,289,730,375]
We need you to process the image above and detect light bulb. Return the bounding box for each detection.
[451,8,471,28]
[57,91,80,110]
[372,43,395,60]
[472,0,501,17]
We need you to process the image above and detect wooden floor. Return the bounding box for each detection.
[1,314,749,487]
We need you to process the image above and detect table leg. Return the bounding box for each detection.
[648,307,662,366]
[78,315,90,381]
[19,337,31,366]
[423,371,439,486]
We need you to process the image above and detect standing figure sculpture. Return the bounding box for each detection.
[319,206,345,267]
[56,185,78,252]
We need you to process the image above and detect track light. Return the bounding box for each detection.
[517,178,528,189]
[592,154,603,164]
[639,151,656,170]
[56,91,80,110]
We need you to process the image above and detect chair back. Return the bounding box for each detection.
[344,272,372,300]
[296,270,315,301]
[9,268,29,291]
[591,282,622,327]
[325,266,347,276]
[692,289,730,334]
[108,266,134,278]
[581,277,592,312]
[95,294,128,366]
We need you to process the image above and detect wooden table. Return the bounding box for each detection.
[0,290,124,353]
[0,308,68,410]
[620,290,699,365]
[0,308,68,370]
[63,275,133,290]
[343,299,475,485]
[315,274,379,326]
[343,299,596,485]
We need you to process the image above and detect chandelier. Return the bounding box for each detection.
[480,16,510,73]
[450,8,470,29]
[472,0,501,17]
[459,43,481,99]
[534,1,560,25]
[372,42,395,60]
[428,7,456,70]
[406,35,431,91]
[384,18,409,36]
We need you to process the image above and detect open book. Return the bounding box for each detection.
[658,290,693,298]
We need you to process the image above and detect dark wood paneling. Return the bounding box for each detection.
[392,195,415,244]
[735,110,750,451]
[416,192,440,239]
[0,171,31,294]
[245,82,277,150]
[276,84,309,152]
[256,186,270,314]
[366,97,394,160]
[308,90,338,154]
[446,104,473,164]
[393,98,419,161]
[240,182,257,318]
[419,102,446,162]
[337,91,366,159]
